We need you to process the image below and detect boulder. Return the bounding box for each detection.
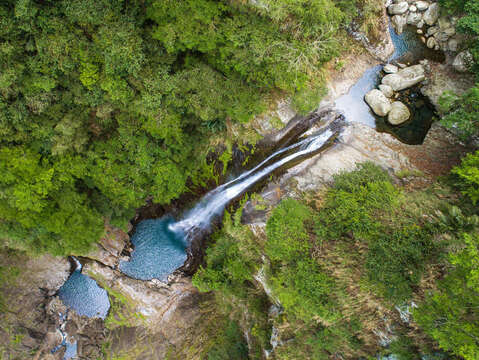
[407,12,423,25]
[415,1,429,11]
[409,5,417,12]
[443,27,455,36]
[434,31,450,42]
[447,38,459,52]
[388,101,411,125]
[392,15,407,34]
[427,36,437,49]
[382,65,426,91]
[438,17,452,30]
[417,20,425,28]
[417,29,423,34]
[423,3,439,25]
[384,64,399,74]
[426,26,439,36]
[388,1,409,15]
[364,89,392,116]
[452,51,473,72]
[379,84,394,98]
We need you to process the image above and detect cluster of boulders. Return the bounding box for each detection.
[388,0,472,72]
[365,62,427,125]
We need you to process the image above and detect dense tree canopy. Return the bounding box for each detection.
[0,0,355,255]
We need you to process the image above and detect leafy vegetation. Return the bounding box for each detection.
[414,232,479,360]
[0,0,363,256]
[439,86,479,141]
[451,150,479,204]
[193,163,479,358]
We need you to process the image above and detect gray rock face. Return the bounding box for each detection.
[423,3,439,25]
[407,12,423,25]
[415,1,429,11]
[379,84,394,98]
[381,64,426,91]
[388,101,411,125]
[388,1,409,15]
[384,64,399,74]
[452,51,473,72]
[364,89,392,116]
[392,14,407,34]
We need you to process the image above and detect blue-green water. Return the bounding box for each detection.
[58,269,110,318]
[119,217,188,281]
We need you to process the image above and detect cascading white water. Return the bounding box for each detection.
[170,129,334,236]
[120,125,338,281]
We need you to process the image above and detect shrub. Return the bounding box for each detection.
[414,233,479,360]
[452,150,479,204]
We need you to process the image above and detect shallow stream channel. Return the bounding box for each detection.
[55,23,444,358]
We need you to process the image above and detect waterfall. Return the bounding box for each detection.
[169,129,335,237]
[120,117,342,281]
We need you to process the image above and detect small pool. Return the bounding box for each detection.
[119,217,188,281]
[335,24,443,145]
[58,260,110,319]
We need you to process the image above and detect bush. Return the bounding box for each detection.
[452,150,479,204]
[414,233,479,360]
[439,86,479,141]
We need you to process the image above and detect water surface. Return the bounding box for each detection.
[119,217,188,281]
[335,25,442,144]
[58,260,110,319]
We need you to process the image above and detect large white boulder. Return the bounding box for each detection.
[379,84,394,98]
[392,15,407,34]
[407,12,423,26]
[415,1,429,11]
[384,64,399,74]
[364,89,392,117]
[382,65,426,91]
[423,3,439,25]
[388,1,409,15]
[388,101,411,125]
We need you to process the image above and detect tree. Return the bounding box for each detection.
[414,233,479,360]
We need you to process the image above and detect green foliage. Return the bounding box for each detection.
[315,162,398,240]
[265,199,312,262]
[414,232,479,360]
[0,0,354,255]
[193,210,261,294]
[206,321,249,360]
[439,86,479,140]
[366,224,438,301]
[388,335,421,360]
[314,163,441,302]
[439,0,479,76]
[265,199,339,324]
[451,150,479,204]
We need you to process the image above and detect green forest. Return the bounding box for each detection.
[1,0,479,359]
[0,0,368,255]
